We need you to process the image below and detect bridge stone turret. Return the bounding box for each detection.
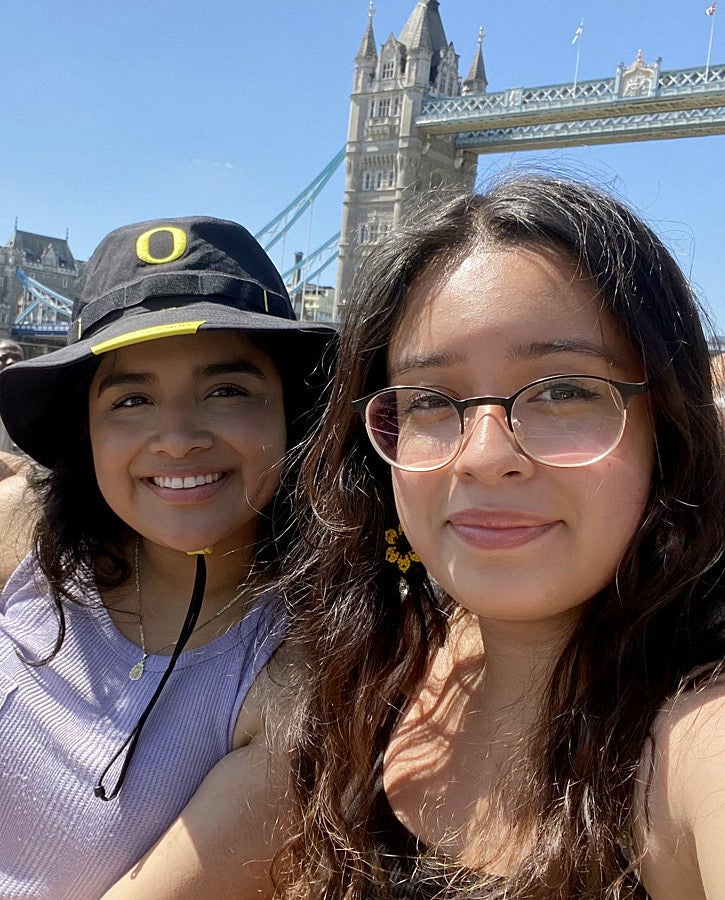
[463,28,488,96]
[334,0,479,317]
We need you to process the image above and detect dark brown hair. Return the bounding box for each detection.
[277,174,725,898]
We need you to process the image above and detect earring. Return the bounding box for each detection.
[384,523,423,575]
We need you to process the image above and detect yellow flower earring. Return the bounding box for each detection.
[384,524,422,575]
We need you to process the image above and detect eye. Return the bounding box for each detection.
[405,390,453,413]
[110,394,150,409]
[207,384,251,399]
[529,380,601,404]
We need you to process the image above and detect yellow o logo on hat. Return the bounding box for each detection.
[135,226,188,265]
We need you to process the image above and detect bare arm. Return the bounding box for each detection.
[0,470,35,590]
[101,650,296,899]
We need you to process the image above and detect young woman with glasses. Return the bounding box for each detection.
[277,175,725,898]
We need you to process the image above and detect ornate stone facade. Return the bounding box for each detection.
[335,0,481,317]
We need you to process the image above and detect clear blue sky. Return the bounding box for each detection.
[2,0,724,330]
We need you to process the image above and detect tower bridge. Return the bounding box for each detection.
[7,0,725,339]
[334,1,725,316]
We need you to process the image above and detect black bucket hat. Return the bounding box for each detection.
[0,215,336,467]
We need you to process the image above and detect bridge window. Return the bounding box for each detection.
[382,60,395,79]
[375,98,391,118]
[363,171,373,191]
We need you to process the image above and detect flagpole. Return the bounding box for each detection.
[706,8,717,80]
[572,21,584,96]
[573,38,582,95]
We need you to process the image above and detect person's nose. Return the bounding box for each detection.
[451,405,535,483]
[148,404,214,458]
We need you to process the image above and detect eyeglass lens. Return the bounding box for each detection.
[365,377,628,471]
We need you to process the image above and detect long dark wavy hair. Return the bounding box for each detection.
[276,174,725,898]
[24,331,332,664]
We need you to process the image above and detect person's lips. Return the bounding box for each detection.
[142,470,230,503]
[446,509,560,550]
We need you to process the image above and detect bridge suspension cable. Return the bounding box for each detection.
[12,148,346,336]
[255,147,345,252]
[281,232,341,282]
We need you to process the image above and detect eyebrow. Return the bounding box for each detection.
[507,339,620,366]
[389,339,619,379]
[389,351,465,379]
[95,358,267,396]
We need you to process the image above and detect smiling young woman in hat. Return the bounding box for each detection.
[0,216,334,898]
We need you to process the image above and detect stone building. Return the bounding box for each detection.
[0,228,82,348]
[335,0,483,317]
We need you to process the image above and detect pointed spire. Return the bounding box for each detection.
[399,0,448,56]
[463,26,488,94]
[357,1,378,60]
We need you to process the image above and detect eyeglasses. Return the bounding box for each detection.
[352,375,649,472]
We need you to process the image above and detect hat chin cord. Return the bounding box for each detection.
[93,549,211,801]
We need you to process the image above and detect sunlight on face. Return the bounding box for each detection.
[387,245,654,629]
[88,330,287,558]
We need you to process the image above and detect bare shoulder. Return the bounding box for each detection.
[232,637,301,749]
[637,681,725,900]
[0,470,36,589]
[0,451,29,480]
[653,681,725,815]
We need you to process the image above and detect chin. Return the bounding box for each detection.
[442,575,589,623]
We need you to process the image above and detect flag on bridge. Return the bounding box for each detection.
[572,20,584,43]
[706,2,717,15]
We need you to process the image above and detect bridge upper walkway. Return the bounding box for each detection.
[416,61,725,151]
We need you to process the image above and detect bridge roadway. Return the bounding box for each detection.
[416,61,725,152]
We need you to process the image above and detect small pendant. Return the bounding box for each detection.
[129,659,145,681]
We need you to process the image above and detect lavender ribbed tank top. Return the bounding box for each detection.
[0,554,286,899]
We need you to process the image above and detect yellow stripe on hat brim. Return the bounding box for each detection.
[90,321,206,355]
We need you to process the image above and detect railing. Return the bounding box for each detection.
[12,267,73,337]
[417,62,725,129]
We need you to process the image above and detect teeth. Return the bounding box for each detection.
[152,473,222,489]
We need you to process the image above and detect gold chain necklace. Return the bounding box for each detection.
[128,536,247,681]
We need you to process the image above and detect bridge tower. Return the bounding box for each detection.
[335,0,479,315]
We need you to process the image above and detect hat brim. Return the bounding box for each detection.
[0,300,337,468]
